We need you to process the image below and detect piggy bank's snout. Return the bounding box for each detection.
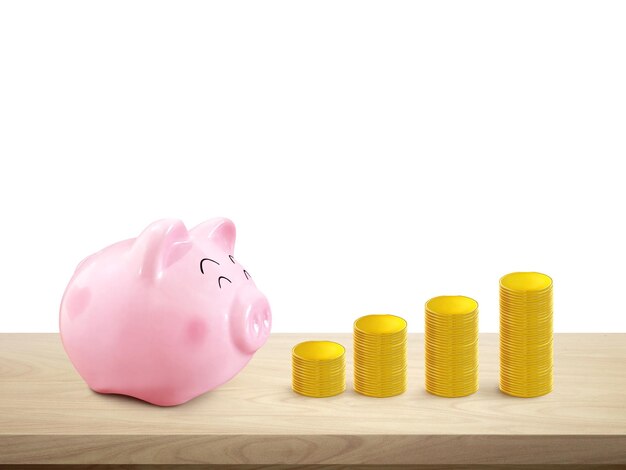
[230,285,272,354]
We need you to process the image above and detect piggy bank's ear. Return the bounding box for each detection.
[133,219,191,280]
[190,218,236,253]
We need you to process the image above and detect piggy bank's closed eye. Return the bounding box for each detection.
[217,276,231,288]
[200,256,251,288]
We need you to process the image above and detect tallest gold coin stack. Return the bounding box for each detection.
[500,272,553,398]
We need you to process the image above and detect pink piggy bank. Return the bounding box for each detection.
[59,218,271,406]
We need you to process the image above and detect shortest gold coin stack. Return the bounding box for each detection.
[292,341,346,398]
[353,314,408,397]
[425,296,479,397]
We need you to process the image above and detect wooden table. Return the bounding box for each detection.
[1,333,625,468]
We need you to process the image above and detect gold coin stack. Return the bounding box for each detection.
[353,314,407,397]
[292,341,346,397]
[425,295,479,397]
[500,272,553,398]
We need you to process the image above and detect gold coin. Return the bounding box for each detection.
[354,314,407,336]
[292,341,345,362]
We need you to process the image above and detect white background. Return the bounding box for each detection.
[1,1,625,333]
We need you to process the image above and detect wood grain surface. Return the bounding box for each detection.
[1,333,625,466]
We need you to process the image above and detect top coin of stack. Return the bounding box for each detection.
[353,314,407,397]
